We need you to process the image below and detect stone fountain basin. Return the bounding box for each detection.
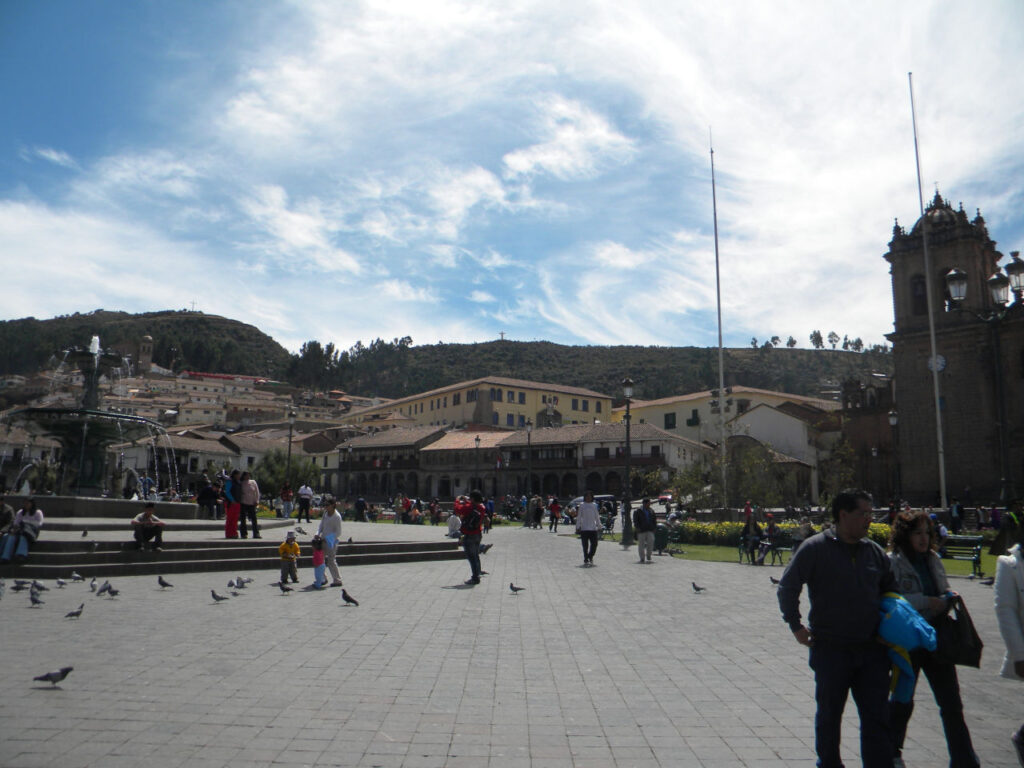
[3,495,199,520]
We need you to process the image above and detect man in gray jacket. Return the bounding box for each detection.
[777,489,897,768]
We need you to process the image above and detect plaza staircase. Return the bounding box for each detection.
[2,521,464,580]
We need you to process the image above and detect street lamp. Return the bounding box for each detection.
[474,435,481,493]
[346,444,353,498]
[285,410,296,490]
[888,409,901,504]
[526,419,533,498]
[621,377,635,548]
[385,457,392,501]
[946,263,1019,501]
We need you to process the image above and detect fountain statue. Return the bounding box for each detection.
[1,336,171,497]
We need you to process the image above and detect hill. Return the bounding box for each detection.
[0,310,292,378]
[0,310,892,401]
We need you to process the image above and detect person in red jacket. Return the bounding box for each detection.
[455,490,486,585]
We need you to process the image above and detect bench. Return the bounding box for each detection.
[940,535,983,576]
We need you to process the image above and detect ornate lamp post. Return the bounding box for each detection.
[285,410,296,489]
[474,435,481,492]
[621,377,635,548]
[946,259,1021,501]
[526,419,533,497]
[888,409,900,504]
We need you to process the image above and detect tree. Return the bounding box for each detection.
[850,337,864,352]
[671,457,719,511]
[827,331,840,350]
[750,337,758,348]
[841,335,850,351]
[818,439,856,505]
[809,330,824,349]
[253,448,323,494]
[786,336,797,348]
[770,336,781,347]
[727,440,784,508]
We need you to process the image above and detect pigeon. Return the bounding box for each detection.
[230,591,241,597]
[14,579,30,587]
[81,529,88,538]
[89,578,97,592]
[341,589,359,606]
[296,526,308,535]
[227,578,237,589]
[509,583,525,594]
[157,576,173,589]
[692,582,706,593]
[70,572,84,582]
[33,667,73,686]
[106,588,120,598]
[480,543,493,554]
[65,603,84,619]
[346,537,353,544]
[96,581,111,596]
[0,580,5,599]
[240,576,254,584]
[278,582,293,595]
[56,578,68,589]
[11,583,29,593]
[769,576,781,585]
[89,541,99,553]
[211,590,229,602]
[980,577,995,586]
[30,593,45,607]
[234,576,247,589]
[31,580,48,591]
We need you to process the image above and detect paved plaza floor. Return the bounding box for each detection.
[1,522,1021,767]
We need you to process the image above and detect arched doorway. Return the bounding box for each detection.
[439,476,451,498]
[356,474,367,495]
[585,472,602,493]
[561,473,578,497]
[542,473,559,496]
[406,472,418,497]
[605,472,622,496]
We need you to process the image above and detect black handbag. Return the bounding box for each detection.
[932,595,983,668]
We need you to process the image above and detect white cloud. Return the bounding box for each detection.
[503,96,636,180]
[469,290,495,303]
[28,147,79,169]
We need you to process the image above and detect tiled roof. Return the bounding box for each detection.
[339,425,447,449]
[420,430,513,452]
[613,385,840,412]
[220,434,288,452]
[498,423,706,449]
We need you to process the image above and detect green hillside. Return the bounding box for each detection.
[0,311,892,401]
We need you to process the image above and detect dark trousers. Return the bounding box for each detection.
[549,514,558,532]
[580,530,598,561]
[890,650,978,767]
[462,534,481,580]
[280,560,298,583]
[297,498,311,522]
[238,504,259,538]
[809,643,892,768]
[134,525,163,549]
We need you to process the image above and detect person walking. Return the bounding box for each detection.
[994,509,1024,766]
[548,498,561,532]
[317,496,343,587]
[887,509,979,767]
[279,483,293,519]
[456,491,486,585]
[238,471,261,539]
[296,482,314,523]
[576,490,600,566]
[777,489,897,768]
[633,498,657,564]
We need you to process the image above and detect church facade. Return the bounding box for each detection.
[885,192,1023,505]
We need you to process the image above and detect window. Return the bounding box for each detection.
[571,398,579,410]
[506,413,514,426]
[430,400,434,411]
[685,408,699,427]
[507,391,515,403]
[581,400,589,412]
[247,456,255,467]
[911,275,928,316]
[664,412,676,430]
[518,414,526,427]
[492,412,499,425]
[594,447,610,459]
[518,392,525,404]
[453,393,461,406]
[496,389,502,402]
[595,401,602,413]
[651,445,660,457]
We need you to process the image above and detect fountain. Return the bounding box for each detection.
[1,336,171,498]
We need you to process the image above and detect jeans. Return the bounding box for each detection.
[580,530,598,562]
[0,532,30,561]
[239,504,259,538]
[281,501,293,519]
[637,531,654,561]
[890,650,979,767]
[313,564,326,588]
[463,534,482,580]
[809,642,892,768]
[133,525,163,549]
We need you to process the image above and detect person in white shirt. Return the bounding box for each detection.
[446,510,462,538]
[576,491,601,566]
[994,509,1024,764]
[297,483,314,523]
[316,496,344,587]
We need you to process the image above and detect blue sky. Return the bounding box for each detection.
[2,1,1023,354]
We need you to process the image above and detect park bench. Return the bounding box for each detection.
[941,534,983,576]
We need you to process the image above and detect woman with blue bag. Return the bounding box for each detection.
[0,497,44,563]
[887,509,978,768]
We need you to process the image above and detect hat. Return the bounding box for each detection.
[929,513,938,520]
[766,513,774,519]
[286,531,296,539]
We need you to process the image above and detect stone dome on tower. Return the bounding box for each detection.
[909,190,961,235]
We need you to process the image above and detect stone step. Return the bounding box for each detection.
[43,519,295,532]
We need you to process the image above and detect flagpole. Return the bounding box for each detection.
[710,130,728,510]
[908,72,948,508]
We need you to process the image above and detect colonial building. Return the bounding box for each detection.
[885,192,1023,504]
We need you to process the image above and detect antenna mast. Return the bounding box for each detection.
[710,129,728,510]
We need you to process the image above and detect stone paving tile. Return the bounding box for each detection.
[2,524,1023,766]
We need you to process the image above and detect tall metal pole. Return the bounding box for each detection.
[710,131,729,510]
[526,420,533,499]
[621,378,634,548]
[285,411,296,491]
[908,73,948,508]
